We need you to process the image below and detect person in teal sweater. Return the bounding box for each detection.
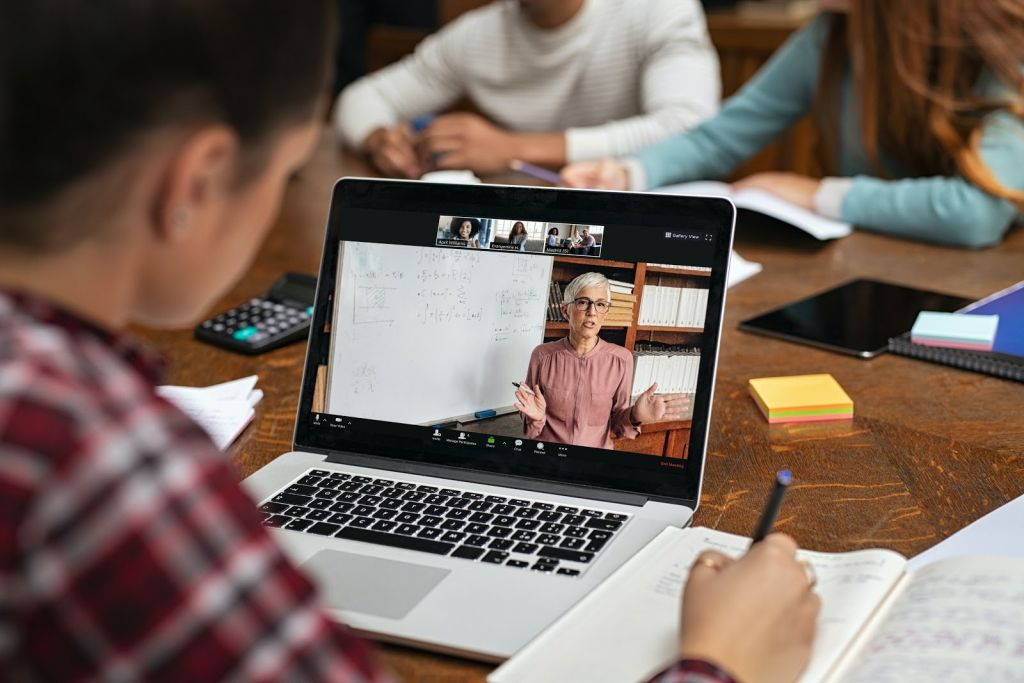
[562,0,1024,248]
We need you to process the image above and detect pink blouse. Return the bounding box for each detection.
[522,337,639,449]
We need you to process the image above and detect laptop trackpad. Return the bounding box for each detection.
[303,550,450,619]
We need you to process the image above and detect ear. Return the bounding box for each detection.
[151,125,239,243]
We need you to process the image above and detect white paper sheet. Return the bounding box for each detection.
[907,493,1024,570]
[157,375,262,450]
[728,249,763,288]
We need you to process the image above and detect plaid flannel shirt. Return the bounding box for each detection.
[0,289,734,683]
[0,290,390,682]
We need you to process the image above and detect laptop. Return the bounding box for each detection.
[243,178,735,661]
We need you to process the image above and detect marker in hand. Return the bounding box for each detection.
[750,469,792,545]
[512,381,535,396]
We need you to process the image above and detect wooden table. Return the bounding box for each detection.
[134,133,1024,681]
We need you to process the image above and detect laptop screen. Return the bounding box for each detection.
[294,180,734,504]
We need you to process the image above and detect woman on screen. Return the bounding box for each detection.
[545,227,560,248]
[508,221,528,250]
[453,217,481,248]
[515,272,689,449]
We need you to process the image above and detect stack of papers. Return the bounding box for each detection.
[157,375,263,450]
[748,373,853,424]
[911,311,999,351]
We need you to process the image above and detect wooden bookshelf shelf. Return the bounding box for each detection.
[645,266,712,277]
[553,255,634,269]
[637,325,703,333]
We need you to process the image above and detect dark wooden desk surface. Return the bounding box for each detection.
[135,133,1024,682]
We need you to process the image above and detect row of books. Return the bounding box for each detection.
[637,286,708,329]
[630,349,701,397]
[546,281,568,322]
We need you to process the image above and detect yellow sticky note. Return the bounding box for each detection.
[748,373,853,424]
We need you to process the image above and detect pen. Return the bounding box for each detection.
[750,469,792,545]
[512,381,536,396]
[510,159,563,186]
[411,114,435,134]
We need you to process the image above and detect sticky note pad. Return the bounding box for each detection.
[748,373,853,424]
[911,311,999,351]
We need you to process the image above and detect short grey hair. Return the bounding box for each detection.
[562,272,610,303]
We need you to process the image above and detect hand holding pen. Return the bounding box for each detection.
[679,470,821,683]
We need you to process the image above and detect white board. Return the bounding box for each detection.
[326,242,553,425]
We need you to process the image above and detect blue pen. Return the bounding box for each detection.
[411,114,435,134]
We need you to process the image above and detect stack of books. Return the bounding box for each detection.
[638,285,708,328]
[747,373,854,424]
[605,278,635,326]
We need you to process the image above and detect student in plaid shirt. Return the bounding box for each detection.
[0,1,819,681]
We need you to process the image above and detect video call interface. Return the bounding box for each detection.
[308,208,720,485]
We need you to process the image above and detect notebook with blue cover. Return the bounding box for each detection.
[888,280,1024,382]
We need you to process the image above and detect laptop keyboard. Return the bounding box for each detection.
[258,468,631,577]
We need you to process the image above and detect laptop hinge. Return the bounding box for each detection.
[316,448,649,507]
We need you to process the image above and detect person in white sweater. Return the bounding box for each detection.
[335,0,720,178]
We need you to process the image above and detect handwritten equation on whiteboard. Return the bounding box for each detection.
[328,242,552,424]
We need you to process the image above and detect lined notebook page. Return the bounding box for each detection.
[833,557,1024,682]
[489,527,905,683]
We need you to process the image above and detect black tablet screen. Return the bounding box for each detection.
[739,279,972,358]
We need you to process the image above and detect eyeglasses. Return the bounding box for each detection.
[570,298,611,313]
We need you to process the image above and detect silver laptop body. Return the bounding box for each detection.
[243,178,736,661]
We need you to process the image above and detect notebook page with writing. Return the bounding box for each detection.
[828,557,1024,682]
[489,527,906,683]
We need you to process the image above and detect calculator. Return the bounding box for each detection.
[194,273,317,354]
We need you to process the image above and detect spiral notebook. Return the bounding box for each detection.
[888,280,1024,382]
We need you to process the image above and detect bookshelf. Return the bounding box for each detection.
[546,257,710,459]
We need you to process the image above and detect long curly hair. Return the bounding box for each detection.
[813,1,1024,208]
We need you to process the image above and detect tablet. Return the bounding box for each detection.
[738,279,972,358]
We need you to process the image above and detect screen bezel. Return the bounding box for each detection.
[293,178,735,506]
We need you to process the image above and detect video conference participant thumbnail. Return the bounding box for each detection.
[435,215,483,248]
[515,272,688,449]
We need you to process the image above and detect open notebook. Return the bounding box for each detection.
[489,527,1024,683]
[654,181,853,241]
